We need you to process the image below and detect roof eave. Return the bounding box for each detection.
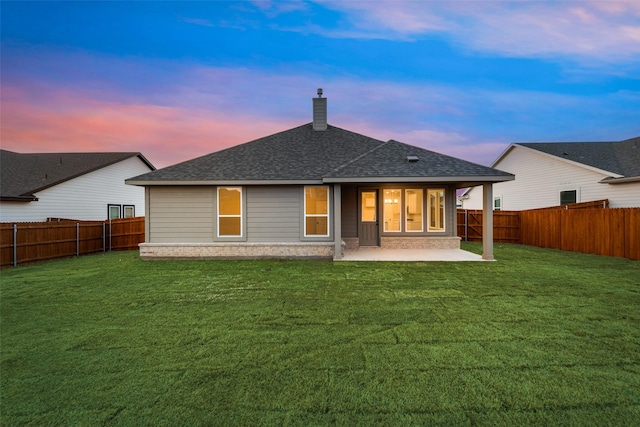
[490,144,518,168]
[0,195,38,202]
[126,175,515,186]
[125,179,325,186]
[136,153,157,171]
[599,176,640,185]
[323,175,515,184]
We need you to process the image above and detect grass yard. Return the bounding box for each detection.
[1,243,639,426]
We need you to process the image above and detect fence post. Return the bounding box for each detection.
[13,224,17,267]
[103,222,106,252]
[76,223,80,257]
[464,210,468,242]
[109,219,112,252]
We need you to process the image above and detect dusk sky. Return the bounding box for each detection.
[2,1,639,169]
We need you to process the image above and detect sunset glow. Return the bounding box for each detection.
[2,1,639,168]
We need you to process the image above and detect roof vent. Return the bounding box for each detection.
[406,155,419,163]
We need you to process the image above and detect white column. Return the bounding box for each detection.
[482,183,494,260]
[333,184,342,259]
[145,186,151,243]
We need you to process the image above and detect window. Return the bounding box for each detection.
[493,197,502,211]
[560,190,577,205]
[383,189,402,232]
[405,189,423,232]
[361,191,376,222]
[380,187,446,233]
[218,187,242,237]
[123,205,135,218]
[305,186,329,236]
[108,204,121,220]
[428,189,445,231]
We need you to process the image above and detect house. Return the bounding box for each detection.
[0,150,155,222]
[126,90,514,260]
[460,137,640,211]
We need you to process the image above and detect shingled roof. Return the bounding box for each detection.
[515,137,640,180]
[126,123,513,186]
[1,150,155,201]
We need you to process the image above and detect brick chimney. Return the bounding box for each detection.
[312,88,327,131]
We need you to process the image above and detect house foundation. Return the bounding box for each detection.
[381,236,461,249]
[341,236,460,251]
[139,242,336,260]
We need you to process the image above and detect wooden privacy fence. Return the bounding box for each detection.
[457,210,521,243]
[457,199,610,244]
[458,203,640,260]
[0,217,145,268]
[520,208,639,260]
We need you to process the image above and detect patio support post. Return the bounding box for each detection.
[333,184,342,259]
[482,183,494,260]
[144,187,151,243]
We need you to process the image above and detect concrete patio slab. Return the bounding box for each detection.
[336,247,488,262]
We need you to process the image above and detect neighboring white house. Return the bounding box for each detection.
[0,150,155,222]
[460,137,640,210]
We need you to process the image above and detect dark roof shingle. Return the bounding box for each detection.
[128,123,513,184]
[1,150,154,200]
[518,136,640,178]
[128,124,385,182]
[327,139,512,180]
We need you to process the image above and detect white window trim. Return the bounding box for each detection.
[217,187,243,238]
[383,189,402,233]
[559,188,580,205]
[493,196,502,211]
[405,189,424,233]
[427,189,446,232]
[108,204,121,220]
[304,185,330,237]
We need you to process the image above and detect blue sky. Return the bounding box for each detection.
[2,1,639,168]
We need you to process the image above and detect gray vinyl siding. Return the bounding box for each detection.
[341,185,358,237]
[246,186,301,242]
[148,186,215,243]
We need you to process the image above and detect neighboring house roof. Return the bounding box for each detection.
[1,150,155,201]
[497,136,640,184]
[126,123,513,186]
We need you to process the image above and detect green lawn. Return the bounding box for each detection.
[1,243,639,426]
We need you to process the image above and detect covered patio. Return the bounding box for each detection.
[337,247,488,262]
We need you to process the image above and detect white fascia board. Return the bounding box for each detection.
[125,179,324,186]
[504,144,624,178]
[490,144,518,168]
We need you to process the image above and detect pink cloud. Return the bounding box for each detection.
[318,0,446,38]
[1,83,295,168]
[1,75,504,171]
